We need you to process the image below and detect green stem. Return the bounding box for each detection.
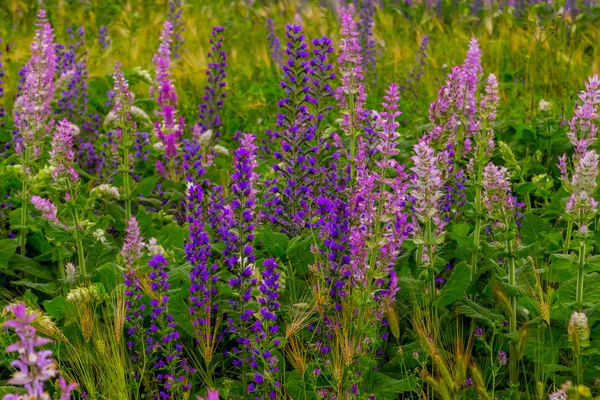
[470,161,484,282]
[576,238,586,306]
[506,238,518,386]
[67,182,86,277]
[19,148,31,255]
[565,220,573,254]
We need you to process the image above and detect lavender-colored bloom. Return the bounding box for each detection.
[50,119,79,183]
[31,196,58,222]
[98,26,110,48]
[168,0,185,58]
[463,37,483,118]
[152,20,184,177]
[497,350,507,366]
[565,74,599,159]
[335,5,366,136]
[482,162,517,232]
[355,0,377,84]
[3,303,76,399]
[474,327,483,338]
[410,140,446,265]
[266,18,283,67]
[120,217,144,267]
[195,26,227,142]
[111,61,134,123]
[13,10,57,160]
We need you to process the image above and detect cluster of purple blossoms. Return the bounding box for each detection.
[31,196,58,222]
[195,26,227,143]
[152,20,185,180]
[146,254,193,398]
[98,26,110,48]
[557,75,600,234]
[482,163,517,232]
[185,183,219,342]
[335,5,367,137]
[354,0,377,85]
[220,135,262,375]
[49,119,79,183]
[266,18,283,68]
[0,38,5,130]
[13,10,57,162]
[168,0,185,58]
[2,303,77,400]
[123,264,146,371]
[463,37,483,119]
[247,258,283,398]
[264,24,336,233]
[564,74,599,160]
[350,83,409,304]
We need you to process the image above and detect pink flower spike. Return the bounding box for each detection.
[31,196,58,222]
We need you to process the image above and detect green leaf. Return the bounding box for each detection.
[44,296,67,321]
[436,262,471,307]
[285,371,318,400]
[12,280,56,294]
[9,254,53,280]
[286,236,314,275]
[256,227,289,258]
[455,298,503,328]
[557,274,600,306]
[364,370,416,399]
[0,239,18,270]
[159,224,186,252]
[169,289,195,338]
[520,214,552,245]
[132,175,160,197]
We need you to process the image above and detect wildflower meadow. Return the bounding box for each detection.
[0,0,599,399]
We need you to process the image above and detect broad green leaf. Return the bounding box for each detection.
[256,227,289,258]
[286,236,314,275]
[455,298,503,328]
[44,296,67,321]
[0,239,18,270]
[436,262,471,307]
[364,370,416,399]
[520,214,552,245]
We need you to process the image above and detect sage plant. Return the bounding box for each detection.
[13,10,57,254]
